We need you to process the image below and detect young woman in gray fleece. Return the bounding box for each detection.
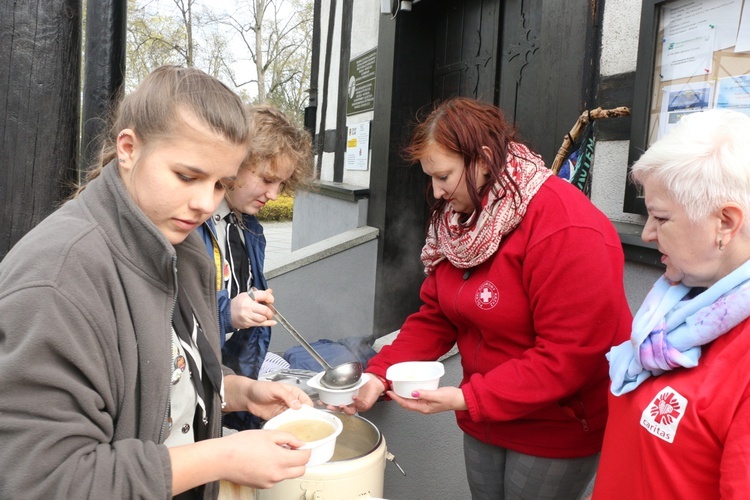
[0,65,313,499]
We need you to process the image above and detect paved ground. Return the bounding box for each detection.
[262,220,292,268]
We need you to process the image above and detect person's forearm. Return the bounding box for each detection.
[168,439,227,494]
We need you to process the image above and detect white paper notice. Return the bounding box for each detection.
[345,121,371,171]
[663,0,742,51]
[660,28,716,81]
[658,82,714,139]
[736,3,750,52]
[716,75,750,115]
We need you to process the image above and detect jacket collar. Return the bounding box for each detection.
[77,161,178,284]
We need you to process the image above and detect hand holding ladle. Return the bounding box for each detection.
[248,289,363,390]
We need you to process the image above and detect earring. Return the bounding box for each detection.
[719,239,724,252]
[118,159,125,164]
[118,132,125,138]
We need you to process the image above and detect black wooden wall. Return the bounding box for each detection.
[0,0,126,261]
[0,0,82,260]
[497,0,600,164]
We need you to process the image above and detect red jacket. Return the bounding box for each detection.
[593,318,750,499]
[367,176,632,458]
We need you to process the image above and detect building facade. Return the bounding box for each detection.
[293,0,661,342]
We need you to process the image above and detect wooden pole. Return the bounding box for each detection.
[550,106,630,174]
[0,0,82,260]
[81,0,128,173]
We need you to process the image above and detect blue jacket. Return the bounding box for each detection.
[197,215,271,430]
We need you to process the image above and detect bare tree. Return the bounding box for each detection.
[171,0,196,67]
[211,0,312,115]
[200,27,233,78]
[265,0,312,122]
[126,0,312,121]
[127,0,241,91]
[126,0,189,89]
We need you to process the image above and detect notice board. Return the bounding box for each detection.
[625,0,750,214]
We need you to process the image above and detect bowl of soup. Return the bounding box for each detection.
[263,405,344,466]
[386,361,445,399]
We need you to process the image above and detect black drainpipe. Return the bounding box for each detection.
[304,0,321,138]
[315,0,338,180]
[80,0,127,174]
[332,0,353,183]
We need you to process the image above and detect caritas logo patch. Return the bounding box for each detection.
[475,281,499,310]
[640,386,688,443]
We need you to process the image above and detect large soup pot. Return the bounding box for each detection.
[257,410,387,500]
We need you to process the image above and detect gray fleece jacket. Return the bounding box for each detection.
[0,162,222,499]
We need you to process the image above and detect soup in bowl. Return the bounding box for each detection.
[263,405,344,466]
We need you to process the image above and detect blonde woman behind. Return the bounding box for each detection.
[197,105,314,430]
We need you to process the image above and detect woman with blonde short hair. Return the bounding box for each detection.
[593,109,750,498]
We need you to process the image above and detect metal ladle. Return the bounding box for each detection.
[249,289,363,390]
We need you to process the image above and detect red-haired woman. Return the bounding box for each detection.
[347,97,632,499]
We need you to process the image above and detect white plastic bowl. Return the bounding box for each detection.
[306,372,370,406]
[386,361,445,399]
[263,405,344,466]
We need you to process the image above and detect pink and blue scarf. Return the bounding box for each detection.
[608,259,750,396]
